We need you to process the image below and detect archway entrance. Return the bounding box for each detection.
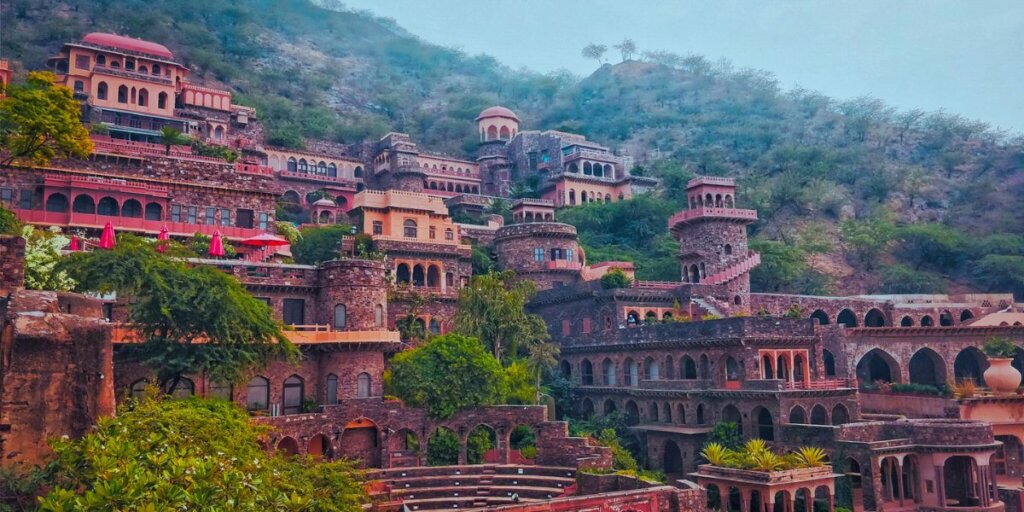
[338,418,381,468]
[954,348,986,386]
[427,427,459,466]
[467,425,497,464]
[909,348,946,386]
[663,439,684,475]
[856,349,898,384]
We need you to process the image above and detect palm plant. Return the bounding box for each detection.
[794,446,827,468]
[700,442,734,467]
[159,126,187,155]
[526,342,560,405]
[749,450,786,472]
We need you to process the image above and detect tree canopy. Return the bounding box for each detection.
[0,71,92,166]
[59,235,294,393]
[453,271,549,362]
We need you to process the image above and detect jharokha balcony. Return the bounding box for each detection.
[668,206,758,229]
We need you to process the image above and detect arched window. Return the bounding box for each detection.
[328,163,337,177]
[72,195,96,214]
[96,54,106,66]
[403,219,417,238]
[73,80,84,93]
[213,126,224,140]
[138,88,148,106]
[172,377,195,399]
[357,372,371,398]
[724,244,733,256]
[354,166,363,177]
[298,159,308,172]
[97,197,119,216]
[282,375,304,415]
[45,193,69,213]
[317,161,327,175]
[157,92,168,109]
[326,374,338,405]
[445,228,454,241]
[145,202,162,221]
[333,304,347,329]
[287,158,297,172]
[246,376,269,410]
[374,304,384,327]
[152,63,161,75]
[121,199,142,218]
[97,81,108,100]
[117,85,128,103]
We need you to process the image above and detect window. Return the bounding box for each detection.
[96,54,106,66]
[210,381,232,401]
[97,81,108,100]
[187,206,198,224]
[282,375,304,415]
[429,226,436,239]
[567,249,574,262]
[75,55,90,70]
[372,221,383,235]
[0,188,12,205]
[138,88,148,106]
[356,373,371,398]
[19,190,32,210]
[534,248,544,262]
[374,304,384,328]
[73,80,84,93]
[403,219,417,238]
[158,92,168,109]
[171,205,182,222]
[550,248,563,261]
[287,158,297,172]
[236,209,254,228]
[333,304,347,329]
[282,299,305,325]
[259,213,269,231]
[117,85,128,103]
[326,374,338,405]
[445,229,454,241]
[220,208,230,226]
[206,207,216,225]
[246,376,269,410]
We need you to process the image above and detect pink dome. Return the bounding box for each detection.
[82,33,174,60]
[476,106,520,122]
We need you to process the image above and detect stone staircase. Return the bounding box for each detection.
[703,251,760,285]
[691,297,723,318]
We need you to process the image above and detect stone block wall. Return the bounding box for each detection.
[317,259,387,329]
[0,235,25,296]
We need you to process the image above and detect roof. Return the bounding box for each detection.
[476,106,520,122]
[82,33,174,59]
[968,311,1024,326]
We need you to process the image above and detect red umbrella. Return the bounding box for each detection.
[69,235,79,252]
[209,230,225,258]
[240,233,289,248]
[99,222,116,250]
[157,225,169,253]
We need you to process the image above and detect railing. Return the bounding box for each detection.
[546,259,583,270]
[669,207,758,227]
[15,209,266,240]
[283,325,401,344]
[235,162,275,176]
[46,174,169,195]
[631,281,680,290]
[786,378,853,390]
[561,146,621,163]
[421,166,481,179]
[91,136,229,165]
[92,64,174,85]
[277,169,358,187]
[703,251,761,285]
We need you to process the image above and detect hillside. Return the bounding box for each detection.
[3,0,1023,298]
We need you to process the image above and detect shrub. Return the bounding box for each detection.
[984,336,1018,358]
[600,268,632,289]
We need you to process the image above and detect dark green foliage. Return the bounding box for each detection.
[292,225,350,265]
[706,421,744,450]
[888,383,952,397]
[466,427,496,464]
[189,232,237,258]
[877,264,947,294]
[894,224,965,271]
[749,239,831,295]
[0,204,22,235]
[600,268,632,289]
[427,429,460,466]
[972,255,1024,297]
[471,244,496,275]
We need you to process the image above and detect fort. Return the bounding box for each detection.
[2,32,1024,512]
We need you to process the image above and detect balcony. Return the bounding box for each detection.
[283,325,401,345]
[15,209,266,241]
[546,259,583,271]
[668,207,758,228]
[278,169,358,187]
[92,65,173,85]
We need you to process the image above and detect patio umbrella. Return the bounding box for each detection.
[69,235,79,252]
[240,233,290,248]
[99,222,116,250]
[156,225,169,253]
[209,231,225,258]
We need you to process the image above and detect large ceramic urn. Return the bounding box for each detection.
[984,358,1021,395]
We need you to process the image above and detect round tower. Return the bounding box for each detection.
[669,177,759,311]
[494,199,583,291]
[317,259,388,330]
[476,106,520,143]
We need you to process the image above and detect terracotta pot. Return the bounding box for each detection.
[984,357,1021,395]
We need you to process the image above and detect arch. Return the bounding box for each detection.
[581,359,594,385]
[909,347,946,386]
[395,263,411,284]
[498,126,510,139]
[281,190,301,204]
[624,400,639,425]
[843,458,863,489]
[856,348,899,384]
[776,354,790,381]
[789,405,807,424]
[700,354,710,379]
[902,454,920,502]
[412,265,425,286]
[603,399,617,416]
[689,264,700,283]
[337,418,380,467]
[794,353,806,382]
[602,358,617,385]
[707,484,722,511]
[721,405,742,437]
[568,189,576,205]
[298,159,308,172]
[426,265,440,288]
[624,358,639,386]
[403,219,417,238]
[158,91,168,109]
[754,406,774,440]
[644,311,658,324]
[560,360,571,379]
[72,194,96,214]
[144,202,162,221]
[326,373,338,405]
[920,315,934,326]
[45,193,69,213]
[648,402,660,422]
[137,88,148,107]
[823,349,836,377]
[831,404,850,425]
[960,310,975,323]
[97,81,108,100]
[724,356,741,383]
[940,310,955,326]
[467,424,497,464]
[97,197,119,216]
[676,403,686,424]
[282,375,304,415]
[583,162,593,175]
[246,376,269,411]
[117,84,128,103]
[121,199,142,218]
[762,355,775,379]
[644,357,660,380]
[663,439,684,474]
[307,433,332,460]
[567,163,579,173]
[354,166,363,178]
[129,378,148,400]
[486,125,498,140]
[626,310,640,325]
[954,347,986,386]
[696,404,706,424]
[287,157,298,172]
[172,379,194,399]
[865,308,886,327]
[333,304,347,329]
[810,404,829,425]
[942,456,979,506]
[356,372,372,398]
[276,436,300,457]
[901,315,915,327]
[837,309,858,327]
[811,310,830,325]
[580,397,595,416]
[681,356,697,379]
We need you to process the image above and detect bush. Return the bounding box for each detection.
[292,225,350,265]
[600,268,632,289]
[984,336,1018,358]
[0,204,21,235]
[877,264,946,294]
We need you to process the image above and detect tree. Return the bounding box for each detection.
[0,71,92,166]
[158,126,188,155]
[581,43,608,65]
[454,271,550,362]
[894,223,965,271]
[292,224,350,264]
[0,203,22,235]
[600,268,632,289]
[59,235,294,394]
[387,334,506,419]
[189,231,237,258]
[22,225,75,291]
[525,342,560,404]
[839,213,896,269]
[705,421,744,451]
[36,397,367,511]
[614,38,637,61]
[877,264,946,294]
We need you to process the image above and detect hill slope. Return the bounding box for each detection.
[3,0,1023,297]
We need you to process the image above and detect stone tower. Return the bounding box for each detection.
[493,199,583,291]
[475,106,518,197]
[669,177,759,311]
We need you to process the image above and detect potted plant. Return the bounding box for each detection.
[983,336,1021,395]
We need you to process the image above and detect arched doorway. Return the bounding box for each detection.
[823,350,836,377]
[663,439,684,474]
[909,348,946,386]
[467,424,497,464]
[831,404,850,425]
[837,309,858,327]
[954,347,986,386]
[510,424,537,463]
[811,310,830,325]
[276,436,300,457]
[865,308,885,327]
[625,400,640,426]
[789,406,807,424]
[307,433,332,460]
[856,348,899,384]
[338,418,380,467]
[427,427,459,466]
[754,407,774,440]
[810,405,829,425]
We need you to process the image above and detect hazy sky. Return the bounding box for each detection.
[340,0,1024,133]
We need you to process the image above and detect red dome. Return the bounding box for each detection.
[476,106,520,122]
[82,33,174,60]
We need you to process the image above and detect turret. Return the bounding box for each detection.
[494,199,582,291]
[476,106,520,143]
[669,177,759,310]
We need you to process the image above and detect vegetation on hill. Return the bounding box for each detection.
[4,0,1023,295]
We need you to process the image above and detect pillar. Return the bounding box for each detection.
[787,352,795,388]
[935,466,946,507]
[895,461,905,506]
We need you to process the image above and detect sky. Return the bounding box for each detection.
[339,0,1024,133]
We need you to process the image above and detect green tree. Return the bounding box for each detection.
[613,38,637,61]
[454,271,550,362]
[839,213,896,269]
[426,428,460,466]
[0,203,21,235]
[189,232,237,258]
[158,126,188,156]
[705,421,744,450]
[525,342,560,405]
[600,268,632,289]
[292,224,350,264]
[36,397,367,511]
[21,225,75,291]
[581,43,608,65]
[388,334,506,418]
[877,264,946,294]
[894,223,965,271]
[0,71,92,166]
[59,235,294,394]
[972,255,1024,297]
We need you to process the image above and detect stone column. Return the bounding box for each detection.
[787,352,795,388]
[935,465,946,507]
[896,461,905,506]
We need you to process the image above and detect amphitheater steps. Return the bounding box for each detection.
[369,465,577,511]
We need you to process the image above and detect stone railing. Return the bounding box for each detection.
[92,65,173,85]
[669,207,758,228]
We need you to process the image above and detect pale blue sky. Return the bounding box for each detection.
[340,0,1024,133]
